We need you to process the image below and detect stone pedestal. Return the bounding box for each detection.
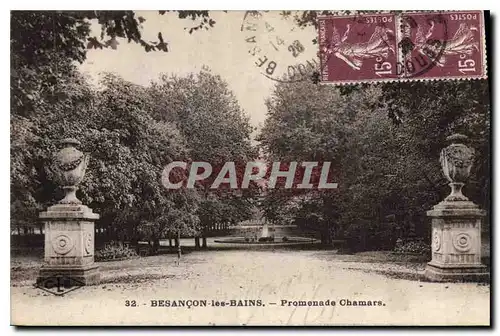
[425,200,488,282]
[37,204,100,286]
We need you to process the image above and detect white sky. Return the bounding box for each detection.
[79,11,318,130]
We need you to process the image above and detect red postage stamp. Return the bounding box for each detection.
[318,13,398,83]
[318,11,487,84]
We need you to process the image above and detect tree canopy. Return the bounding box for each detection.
[11,10,490,252]
[148,69,258,238]
[259,67,490,249]
[11,10,216,117]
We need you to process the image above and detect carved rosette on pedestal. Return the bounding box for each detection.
[37,139,100,287]
[425,134,488,282]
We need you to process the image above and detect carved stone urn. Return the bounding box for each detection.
[425,134,488,282]
[439,134,475,202]
[37,139,100,288]
[53,138,89,205]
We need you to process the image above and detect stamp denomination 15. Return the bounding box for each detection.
[318,10,487,85]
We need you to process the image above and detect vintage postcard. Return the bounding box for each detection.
[10,10,491,326]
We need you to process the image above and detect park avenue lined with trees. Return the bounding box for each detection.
[9,10,491,327]
[11,11,490,255]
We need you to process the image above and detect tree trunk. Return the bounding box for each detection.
[320,224,332,246]
[195,237,200,248]
[150,238,160,255]
[202,236,207,248]
[130,237,138,248]
[130,238,139,254]
[169,237,172,247]
[174,237,179,247]
[361,229,367,252]
[320,231,328,245]
[177,230,182,260]
[155,238,161,253]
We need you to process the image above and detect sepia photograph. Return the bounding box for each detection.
[9,8,491,326]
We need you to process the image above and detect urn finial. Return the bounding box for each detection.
[53,138,88,204]
[439,133,475,201]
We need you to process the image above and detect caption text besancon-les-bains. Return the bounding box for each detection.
[149,298,385,308]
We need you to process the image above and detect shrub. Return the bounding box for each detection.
[95,241,138,262]
[282,236,289,242]
[258,236,274,242]
[394,239,430,255]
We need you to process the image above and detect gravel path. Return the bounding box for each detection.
[11,250,490,326]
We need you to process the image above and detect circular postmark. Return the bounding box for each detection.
[241,11,469,83]
[240,11,320,83]
[397,11,449,78]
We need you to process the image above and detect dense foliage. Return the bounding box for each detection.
[11,10,215,117]
[148,70,258,245]
[11,69,257,250]
[11,11,491,254]
[11,11,253,252]
[95,241,139,262]
[259,71,490,250]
